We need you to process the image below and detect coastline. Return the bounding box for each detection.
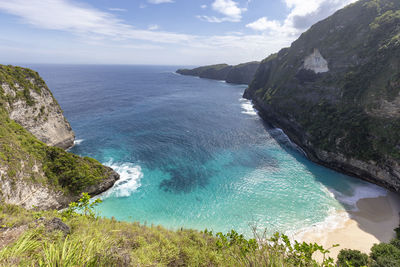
[295,191,400,259]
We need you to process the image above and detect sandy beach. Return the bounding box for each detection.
[295,191,400,260]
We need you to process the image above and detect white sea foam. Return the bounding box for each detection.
[272,128,307,156]
[74,139,84,145]
[240,99,258,116]
[101,162,143,198]
[330,183,387,209]
[290,182,388,242]
[290,181,388,241]
[289,207,349,242]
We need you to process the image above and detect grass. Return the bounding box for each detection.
[1,200,399,266]
[0,202,338,267]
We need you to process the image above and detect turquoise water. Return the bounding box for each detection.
[29,64,387,237]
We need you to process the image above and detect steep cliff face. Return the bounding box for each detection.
[0,65,74,149]
[225,62,260,85]
[177,61,260,85]
[0,65,119,209]
[244,0,400,191]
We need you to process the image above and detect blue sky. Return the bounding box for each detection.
[0,0,356,65]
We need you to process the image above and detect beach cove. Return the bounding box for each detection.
[31,64,400,256]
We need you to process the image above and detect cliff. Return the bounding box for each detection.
[0,65,75,149]
[244,0,400,191]
[0,65,119,209]
[177,61,260,85]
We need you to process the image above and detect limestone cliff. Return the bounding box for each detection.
[244,0,400,191]
[0,65,75,149]
[177,61,260,85]
[0,65,119,209]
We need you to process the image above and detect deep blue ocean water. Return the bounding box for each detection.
[27,64,387,237]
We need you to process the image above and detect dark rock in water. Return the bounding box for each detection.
[177,61,260,85]
[159,166,212,193]
[244,0,400,191]
[84,166,120,197]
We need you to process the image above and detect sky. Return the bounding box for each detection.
[0,0,357,65]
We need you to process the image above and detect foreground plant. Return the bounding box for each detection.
[1,199,398,267]
[63,192,102,218]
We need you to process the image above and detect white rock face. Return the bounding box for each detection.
[1,78,75,149]
[303,49,329,73]
[0,164,69,210]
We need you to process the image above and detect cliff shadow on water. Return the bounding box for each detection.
[244,0,400,193]
[248,100,399,243]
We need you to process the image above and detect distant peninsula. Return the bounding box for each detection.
[176,61,260,85]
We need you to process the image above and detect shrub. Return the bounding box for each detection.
[337,249,368,267]
[63,193,102,218]
[370,243,400,267]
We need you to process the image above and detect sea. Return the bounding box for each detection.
[26,64,388,237]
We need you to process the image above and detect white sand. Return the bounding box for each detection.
[295,192,400,260]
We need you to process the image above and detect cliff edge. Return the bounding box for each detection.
[0,65,119,209]
[0,65,75,149]
[244,0,400,191]
[177,61,260,85]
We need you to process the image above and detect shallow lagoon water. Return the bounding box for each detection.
[29,64,387,237]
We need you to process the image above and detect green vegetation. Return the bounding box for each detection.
[246,0,400,165]
[0,105,108,195]
[64,192,103,218]
[337,249,369,267]
[0,199,340,267]
[0,65,47,106]
[0,65,111,196]
[336,226,400,266]
[1,196,399,266]
[177,61,260,85]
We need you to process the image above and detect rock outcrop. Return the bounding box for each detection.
[244,0,400,191]
[0,65,75,149]
[0,65,119,209]
[177,61,260,85]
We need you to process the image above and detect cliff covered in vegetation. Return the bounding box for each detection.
[244,0,400,191]
[0,65,119,210]
[177,61,260,85]
[0,65,75,149]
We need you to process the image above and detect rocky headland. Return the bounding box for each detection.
[0,65,119,210]
[244,0,400,191]
[177,61,260,85]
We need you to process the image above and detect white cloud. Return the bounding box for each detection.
[0,0,289,64]
[147,0,174,4]
[201,4,207,9]
[246,17,281,31]
[199,0,246,23]
[108,8,127,12]
[0,0,191,44]
[0,0,359,65]
[197,15,235,23]
[247,0,357,36]
[148,24,159,30]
